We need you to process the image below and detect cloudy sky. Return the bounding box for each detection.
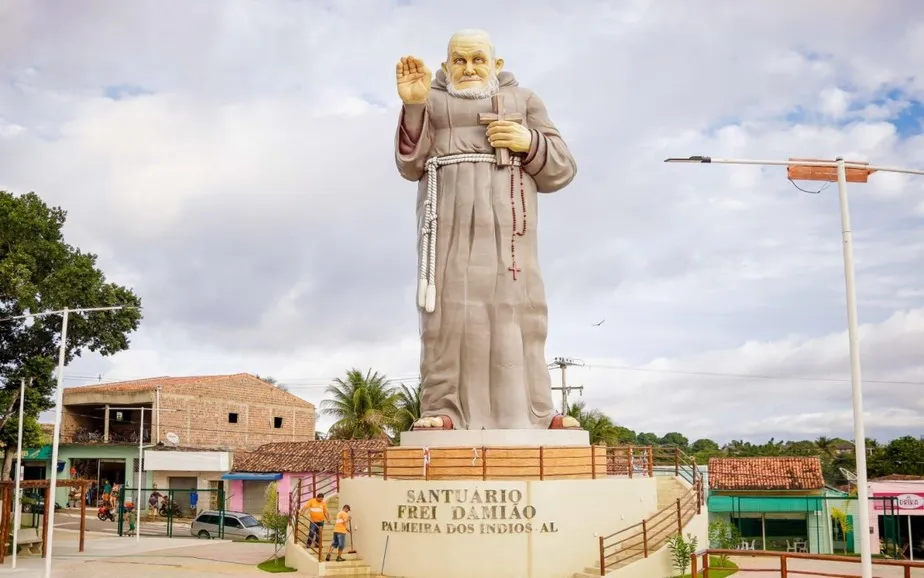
[2,0,923,444]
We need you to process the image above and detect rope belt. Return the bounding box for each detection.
[418,153,523,313]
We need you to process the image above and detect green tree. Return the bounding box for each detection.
[261,481,289,547]
[878,436,924,476]
[814,436,835,457]
[1,191,142,479]
[708,519,741,565]
[659,432,689,450]
[636,432,659,446]
[831,507,853,554]
[691,438,720,453]
[321,368,398,440]
[566,402,633,445]
[393,382,422,436]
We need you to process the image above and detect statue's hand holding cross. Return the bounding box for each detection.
[480,94,531,166]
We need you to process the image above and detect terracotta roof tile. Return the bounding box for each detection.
[708,457,824,491]
[63,373,314,409]
[233,440,388,473]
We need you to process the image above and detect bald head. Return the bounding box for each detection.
[447,29,495,60]
[443,29,503,100]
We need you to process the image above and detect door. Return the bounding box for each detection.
[222,515,248,538]
[242,481,271,514]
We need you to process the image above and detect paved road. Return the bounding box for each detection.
[0,528,284,577]
[52,511,193,537]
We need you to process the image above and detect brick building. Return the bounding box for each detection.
[51,374,316,505]
[61,373,316,450]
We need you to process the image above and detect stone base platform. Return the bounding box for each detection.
[338,476,662,578]
[400,428,589,448]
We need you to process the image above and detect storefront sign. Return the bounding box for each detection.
[873,493,924,510]
[381,488,558,535]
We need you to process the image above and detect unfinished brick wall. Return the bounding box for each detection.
[154,375,316,451]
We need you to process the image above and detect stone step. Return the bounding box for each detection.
[321,562,372,576]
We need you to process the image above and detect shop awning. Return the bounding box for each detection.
[20,445,52,461]
[220,472,282,481]
[708,494,824,513]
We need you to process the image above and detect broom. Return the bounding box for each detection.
[347,519,356,554]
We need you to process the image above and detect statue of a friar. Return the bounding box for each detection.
[395,29,580,432]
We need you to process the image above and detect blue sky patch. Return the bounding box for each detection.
[103,84,152,100]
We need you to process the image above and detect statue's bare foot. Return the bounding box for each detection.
[411,415,454,430]
[549,415,581,430]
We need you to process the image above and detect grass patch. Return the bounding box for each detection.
[257,558,296,573]
[680,556,738,577]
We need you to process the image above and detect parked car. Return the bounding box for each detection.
[189,510,270,541]
[21,489,62,513]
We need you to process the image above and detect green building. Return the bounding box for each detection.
[707,457,861,554]
[21,442,153,506]
[52,443,153,505]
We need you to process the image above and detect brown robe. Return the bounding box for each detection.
[395,69,577,430]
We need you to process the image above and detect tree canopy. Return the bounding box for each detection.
[0,191,143,473]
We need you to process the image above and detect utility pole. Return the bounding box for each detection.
[550,357,584,414]
[664,155,924,578]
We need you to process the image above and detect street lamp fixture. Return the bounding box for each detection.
[664,154,924,578]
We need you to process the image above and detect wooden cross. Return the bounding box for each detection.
[478,93,523,167]
[508,262,522,281]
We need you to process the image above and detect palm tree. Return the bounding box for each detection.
[815,436,835,457]
[567,402,624,445]
[394,383,422,435]
[321,368,399,440]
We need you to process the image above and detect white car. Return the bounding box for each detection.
[190,510,270,540]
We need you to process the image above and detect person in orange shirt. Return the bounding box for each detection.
[326,505,351,562]
[302,492,330,548]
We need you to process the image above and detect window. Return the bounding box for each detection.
[224,517,242,528]
[240,515,260,528]
[273,417,283,429]
[228,413,238,424]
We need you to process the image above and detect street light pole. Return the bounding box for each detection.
[664,155,924,578]
[104,405,180,543]
[0,305,134,578]
[834,158,873,575]
[12,377,29,569]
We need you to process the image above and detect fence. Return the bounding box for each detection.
[289,472,342,561]
[690,549,924,577]
[118,487,224,538]
[339,445,663,480]
[596,449,704,575]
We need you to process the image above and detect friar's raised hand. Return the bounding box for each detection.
[396,56,432,105]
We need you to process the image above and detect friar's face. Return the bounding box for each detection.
[442,36,504,99]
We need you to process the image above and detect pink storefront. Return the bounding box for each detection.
[868,480,924,560]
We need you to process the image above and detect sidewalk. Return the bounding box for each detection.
[0,530,282,577]
[730,555,924,577]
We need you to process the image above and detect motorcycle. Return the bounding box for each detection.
[158,498,183,518]
[97,504,115,522]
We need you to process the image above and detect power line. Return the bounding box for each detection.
[580,363,924,386]
[46,363,924,392]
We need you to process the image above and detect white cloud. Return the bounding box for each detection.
[4,0,923,442]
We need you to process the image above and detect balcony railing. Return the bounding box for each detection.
[69,428,151,444]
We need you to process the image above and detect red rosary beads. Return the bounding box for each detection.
[508,166,527,281]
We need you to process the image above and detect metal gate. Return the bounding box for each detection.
[119,486,225,538]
